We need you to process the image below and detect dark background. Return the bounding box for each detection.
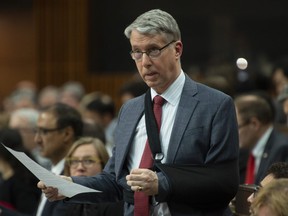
[88,0,288,72]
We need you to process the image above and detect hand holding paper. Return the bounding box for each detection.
[2,144,101,198]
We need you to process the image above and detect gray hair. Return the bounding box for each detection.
[10,108,39,127]
[124,9,181,42]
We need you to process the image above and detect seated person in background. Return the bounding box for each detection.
[235,92,288,185]
[82,94,117,156]
[82,119,106,144]
[270,57,288,125]
[34,102,83,216]
[277,84,288,126]
[0,128,41,214]
[250,178,288,216]
[9,108,51,169]
[247,162,288,204]
[63,136,123,216]
[59,81,85,110]
[37,85,59,109]
[119,79,148,104]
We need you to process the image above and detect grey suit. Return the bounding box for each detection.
[71,75,239,216]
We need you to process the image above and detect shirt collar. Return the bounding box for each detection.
[252,126,273,158]
[51,159,65,175]
[151,70,185,106]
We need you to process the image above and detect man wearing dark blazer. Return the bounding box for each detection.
[235,93,288,185]
[39,9,239,215]
[35,103,83,216]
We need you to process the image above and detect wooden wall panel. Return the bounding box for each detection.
[34,0,133,111]
[0,9,36,105]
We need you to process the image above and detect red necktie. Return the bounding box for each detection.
[134,95,165,216]
[245,154,255,184]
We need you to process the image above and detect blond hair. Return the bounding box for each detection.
[251,178,288,216]
[64,136,109,176]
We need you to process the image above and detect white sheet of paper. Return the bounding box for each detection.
[3,144,101,198]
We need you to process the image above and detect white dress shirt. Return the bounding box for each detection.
[127,71,185,216]
[252,126,273,175]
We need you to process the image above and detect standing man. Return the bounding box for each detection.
[40,9,239,215]
[35,103,83,216]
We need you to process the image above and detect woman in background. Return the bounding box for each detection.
[64,136,123,216]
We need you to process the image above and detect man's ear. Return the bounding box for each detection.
[175,41,183,59]
[63,126,74,142]
[250,117,261,130]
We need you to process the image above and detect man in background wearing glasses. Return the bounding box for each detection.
[247,162,288,204]
[35,103,83,216]
[235,93,288,185]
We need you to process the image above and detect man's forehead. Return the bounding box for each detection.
[38,112,57,124]
[260,173,275,187]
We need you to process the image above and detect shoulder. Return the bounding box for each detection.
[183,75,233,105]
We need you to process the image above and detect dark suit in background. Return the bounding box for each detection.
[235,92,288,185]
[239,129,288,185]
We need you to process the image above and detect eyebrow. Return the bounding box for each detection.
[71,156,98,159]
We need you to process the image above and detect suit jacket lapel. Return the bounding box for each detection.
[166,77,199,162]
[256,129,274,183]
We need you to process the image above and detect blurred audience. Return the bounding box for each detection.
[250,178,288,216]
[2,80,38,114]
[247,162,288,204]
[34,103,83,216]
[37,85,59,109]
[3,89,37,113]
[9,108,51,169]
[234,92,288,185]
[63,136,123,216]
[59,81,85,110]
[82,119,106,144]
[119,79,148,104]
[270,57,288,125]
[0,128,41,214]
[82,93,117,155]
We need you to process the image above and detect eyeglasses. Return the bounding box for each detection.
[238,121,250,129]
[66,157,101,168]
[34,127,65,136]
[130,40,176,61]
[253,185,262,198]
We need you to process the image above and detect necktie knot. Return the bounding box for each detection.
[153,95,165,106]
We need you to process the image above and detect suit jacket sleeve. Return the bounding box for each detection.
[155,86,239,212]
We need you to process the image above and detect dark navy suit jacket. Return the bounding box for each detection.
[239,129,288,185]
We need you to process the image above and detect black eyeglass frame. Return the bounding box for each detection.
[34,126,66,135]
[238,120,251,129]
[252,185,262,198]
[130,40,176,61]
[66,157,102,168]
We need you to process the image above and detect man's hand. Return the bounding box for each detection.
[126,168,158,195]
[37,175,72,201]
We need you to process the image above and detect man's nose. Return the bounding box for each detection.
[141,53,152,67]
[247,193,254,204]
